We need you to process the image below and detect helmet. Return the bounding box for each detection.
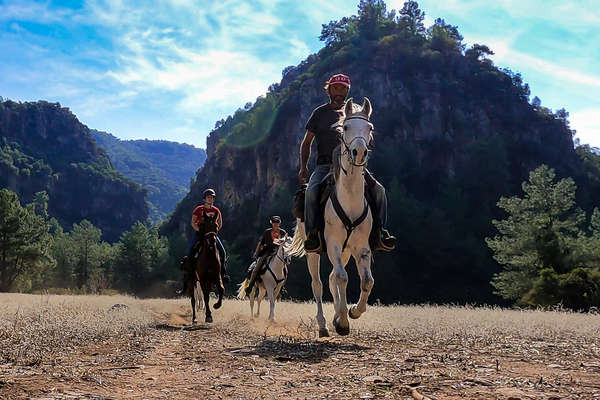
[325,74,350,89]
[270,215,281,223]
[203,188,216,198]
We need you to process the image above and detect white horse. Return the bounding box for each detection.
[237,236,292,322]
[290,97,374,337]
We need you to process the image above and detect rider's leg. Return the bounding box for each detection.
[304,164,331,251]
[245,252,268,295]
[365,170,396,251]
[177,235,201,295]
[215,236,229,283]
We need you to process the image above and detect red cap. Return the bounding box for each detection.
[327,74,350,88]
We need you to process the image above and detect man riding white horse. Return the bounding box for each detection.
[298,73,396,253]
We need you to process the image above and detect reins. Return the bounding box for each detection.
[332,113,372,250]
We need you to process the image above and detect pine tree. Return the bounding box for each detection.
[399,0,425,36]
[486,165,585,301]
[0,189,52,291]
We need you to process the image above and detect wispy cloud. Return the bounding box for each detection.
[0,0,598,148]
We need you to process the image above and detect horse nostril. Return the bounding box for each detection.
[352,149,358,157]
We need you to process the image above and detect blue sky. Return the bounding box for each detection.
[0,0,598,149]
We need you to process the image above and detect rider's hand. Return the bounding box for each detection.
[298,167,308,184]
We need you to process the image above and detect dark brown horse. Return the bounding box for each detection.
[190,212,224,323]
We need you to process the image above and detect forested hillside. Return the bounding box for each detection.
[0,100,148,241]
[91,130,206,222]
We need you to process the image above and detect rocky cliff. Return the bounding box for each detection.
[0,100,148,241]
[160,9,598,303]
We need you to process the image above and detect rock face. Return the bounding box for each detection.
[0,100,148,241]
[163,55,579,235]
[91,130,206,222]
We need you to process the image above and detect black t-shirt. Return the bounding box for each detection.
[305,103,344,163]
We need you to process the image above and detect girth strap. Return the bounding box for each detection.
[330,189,369,251]
[265,263,286,285]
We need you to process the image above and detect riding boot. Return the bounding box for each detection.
[365,172,396,252]
[371,227,396,251]
[245,254,266,295]
[304,231,321,253]
[216,237,230,283]
[220,257,230,284]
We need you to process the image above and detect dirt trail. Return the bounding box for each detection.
[1,302,600,399]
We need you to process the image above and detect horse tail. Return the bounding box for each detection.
[237,278,250,299]
[288,218,306,257]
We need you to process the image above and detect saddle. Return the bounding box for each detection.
[293,172,376,254]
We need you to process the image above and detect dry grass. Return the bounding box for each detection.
[1,294,600,399]
[0,293,152,365]
[3,294,600,365]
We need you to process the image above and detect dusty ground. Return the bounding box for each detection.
[1,294,600,399]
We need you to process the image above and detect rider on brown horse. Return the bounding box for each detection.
[177,188,229,295]
[245,215,288,295]
[298,73,396,253]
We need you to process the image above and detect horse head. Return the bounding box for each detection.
[273,235,293,265]
[341,97,373,167]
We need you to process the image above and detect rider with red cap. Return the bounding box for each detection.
[177,188,229,295]
[298,73,396,252]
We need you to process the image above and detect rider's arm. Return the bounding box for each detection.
[191,214,199,231]
[253,235,263,259]
[299,130,315,182]
[216,209,222,231]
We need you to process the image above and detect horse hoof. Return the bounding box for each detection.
[333,316,350,336]
[192,319,197,325]
[319,328,330,338]
[205,315,213,323]
[214,301,222,310]
[349,306,361,320]
[335,324,350,336]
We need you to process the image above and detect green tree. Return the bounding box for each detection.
[427,18,465,53]
[398,0,425,35]
[50,224,75,288]
[70,220,103,289]
[0,189,53,291]
[115,222,168,293]
[465,44,494,61]
[486,165,585,301]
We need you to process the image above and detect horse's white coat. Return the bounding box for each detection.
[290,98,374,336]
[237,237,292,322]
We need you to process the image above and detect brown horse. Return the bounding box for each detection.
[190,213,224,323]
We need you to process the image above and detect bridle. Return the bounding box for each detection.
[339,115,372,174]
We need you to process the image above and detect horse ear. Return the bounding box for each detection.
[362,97,372,119]
[344,98,354,117]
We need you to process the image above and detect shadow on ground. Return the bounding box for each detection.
[228,337,369,364]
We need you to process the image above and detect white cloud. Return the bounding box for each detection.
[571,109,600,148]
[0,1,73,23]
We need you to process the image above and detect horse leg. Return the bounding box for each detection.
[195,282,204,311]
[349,247,374,320]
[307,253,328,337]
[249,286,255,320]
[214,279,224,310]
[328,246,350,336]
[255,286,265,318]
[266,283,276,322]
[190,284,197,324]
[202,282,212,323]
